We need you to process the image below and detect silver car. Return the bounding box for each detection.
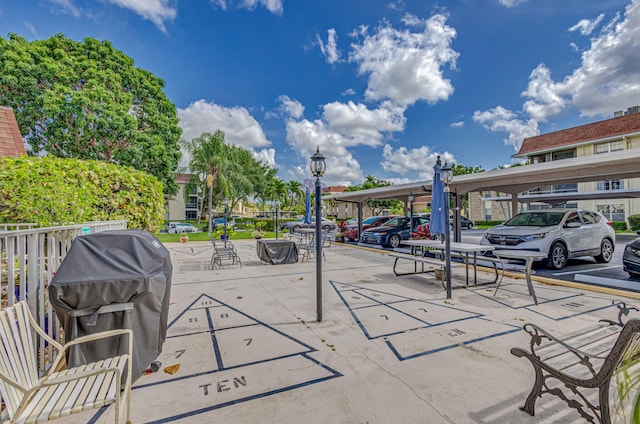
[480,208,615,269]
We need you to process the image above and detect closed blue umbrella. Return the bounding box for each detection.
[430,156,447,236]
[304,190,312,224]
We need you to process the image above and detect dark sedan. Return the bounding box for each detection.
[360,216,430,248]
[623,230,640,278]
[344,215,399,241]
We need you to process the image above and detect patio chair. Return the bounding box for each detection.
[209,233,242,269]
[0,301,133,424]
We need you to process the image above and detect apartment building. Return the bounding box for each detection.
[471,108,640,224]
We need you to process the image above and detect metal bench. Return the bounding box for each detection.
[209,233,242,269]
[510,302,640,423]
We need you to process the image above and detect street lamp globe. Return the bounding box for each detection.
[310,147,326,178]
[440,162,453,187]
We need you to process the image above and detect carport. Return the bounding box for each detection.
[326,148,640,242]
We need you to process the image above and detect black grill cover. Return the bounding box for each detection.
[49,230,172,382]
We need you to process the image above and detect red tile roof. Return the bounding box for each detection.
[0,107,26,158]
[515,113,640,157]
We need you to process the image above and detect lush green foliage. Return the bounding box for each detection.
[629,214,640,231]
[0,33,182,196]
[181,130,283,223]
[0,156,165,230]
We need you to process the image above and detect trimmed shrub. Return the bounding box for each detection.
[628,214,640,231]
[0,156,165,231]
[610,221,628,231]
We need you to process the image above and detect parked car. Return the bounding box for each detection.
[459,216,474,230]
[281,217,337,232]
[623,230,640,278]
[166,222,201,234]
[360,216,430,248]
[480,208,615,270]
[344,215,399,241]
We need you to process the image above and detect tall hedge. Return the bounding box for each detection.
[0,156,164,231]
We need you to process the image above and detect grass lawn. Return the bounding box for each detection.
[155,231,277,243]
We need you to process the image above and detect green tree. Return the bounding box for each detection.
[182,131,276,227]
[348,175,400,215]
[0,33,182,196]
[452,163,485,217]
[285,180,303,212]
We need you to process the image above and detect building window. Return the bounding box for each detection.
[597,204,625,222]
[596,179,624,191]
[185,210,198,220]
[552,149,576,160]
[595,140,624,154]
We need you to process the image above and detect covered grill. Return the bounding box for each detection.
[49,230,172,382]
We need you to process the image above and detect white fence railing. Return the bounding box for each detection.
[0,221,127,371]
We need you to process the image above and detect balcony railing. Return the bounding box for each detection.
[1,221,127,372]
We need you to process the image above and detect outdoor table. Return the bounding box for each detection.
[401,240,496,285]
[492,249,548,305]
[256,239,298,264]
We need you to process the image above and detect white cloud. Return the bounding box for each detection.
[341,88,356,96]
[285,119,365,186]
[48,0,80,16]
[276,95,305,119]
[105,0,176,32]
[498,0,527,7]
[238,0,283,14]
[473,106,539,150]
[521,64,566,121]
[348,13,458,106]
[316,28,341,64]
[569,14,605,36]
[282,100,408,185]
[178,99,274,166]
[321,100,406,146]
[381,144,456,180]
[450,121,464,128]
[474,1,640,150]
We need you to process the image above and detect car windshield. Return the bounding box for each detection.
[362,216,380,225]
[505,212,564,227]
[383,217,407,227]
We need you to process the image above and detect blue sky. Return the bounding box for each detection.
[1,0,638,186]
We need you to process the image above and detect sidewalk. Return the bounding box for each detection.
[88,239,638,423]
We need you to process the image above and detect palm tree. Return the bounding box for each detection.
[182,130,240,232]
[285,180,303,213]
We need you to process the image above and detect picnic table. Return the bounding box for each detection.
[400,239,499,285]
[492,249,548,305]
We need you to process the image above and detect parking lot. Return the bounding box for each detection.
[461,230,639,292]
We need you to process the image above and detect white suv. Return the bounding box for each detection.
[480,209,615,269]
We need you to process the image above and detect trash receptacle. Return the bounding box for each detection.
[49,230,172,383]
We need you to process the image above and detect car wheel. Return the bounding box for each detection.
[547,241,567,270]
[323,225,331,232]
[292,225,301,232]
[388,234,401,248]
[466,223,473,230]
[595,238,614,263]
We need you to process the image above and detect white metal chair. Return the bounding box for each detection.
[0,301,133,423]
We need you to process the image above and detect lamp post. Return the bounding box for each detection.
[408,192,414,237]
[310,147,326,322]
[440,162,453,299]
[223,198,229,241]
[274,199,280,240]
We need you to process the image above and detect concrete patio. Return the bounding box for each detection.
[75,239,639,424]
